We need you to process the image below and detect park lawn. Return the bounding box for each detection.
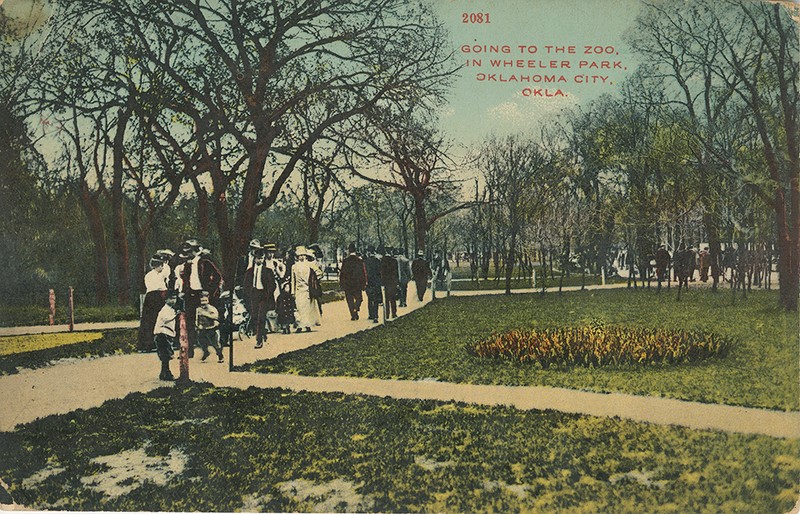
[246,288,799,411]
[0,304,138,328]
[0,332,104,356]
[0,329,137,375]
[0,384,797,513]
[449,274,626,291]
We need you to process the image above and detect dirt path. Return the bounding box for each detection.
[1,285,797,440]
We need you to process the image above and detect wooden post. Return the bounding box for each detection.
[48,289,55,325]
[68,287,74,332]
[532,269,536,289]
[601,266,606,286]
[382,288,387,324]
[177,311,190,384]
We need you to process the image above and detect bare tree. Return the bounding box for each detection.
[480,135,563,295]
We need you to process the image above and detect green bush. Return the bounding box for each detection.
[472,324,730,368]
[0,304,138,327]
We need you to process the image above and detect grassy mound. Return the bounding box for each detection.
[472,323,729,368]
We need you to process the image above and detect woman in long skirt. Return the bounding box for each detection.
[291,246,323,332]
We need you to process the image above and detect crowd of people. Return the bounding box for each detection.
[137,238,441,381]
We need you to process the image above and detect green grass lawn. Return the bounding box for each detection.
[0,304,139,328]
[0,329,137,375]
[0,384,797,512]
[245,288,799,411]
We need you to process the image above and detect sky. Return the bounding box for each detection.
[432,0,644,146]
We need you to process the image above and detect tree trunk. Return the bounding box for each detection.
[413,193,427,254]
[111,105,133,305]
[505,231,516,295]
[79,183,110,304]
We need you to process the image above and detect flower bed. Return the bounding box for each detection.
[472,323,730,368]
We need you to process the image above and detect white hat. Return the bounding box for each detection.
[295,246,312,257]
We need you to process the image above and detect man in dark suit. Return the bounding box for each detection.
[380,246,400,319]
[364,245,383,323]
[411,250,431,302]
[339,243,367,320]
[244,251,277,349]
[180,240,224,357]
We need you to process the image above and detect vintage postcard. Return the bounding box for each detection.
[0,0,798,512]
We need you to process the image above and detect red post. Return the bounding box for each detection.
[48,289,56,325]
[177,311,190,383]
[68,287,75,332]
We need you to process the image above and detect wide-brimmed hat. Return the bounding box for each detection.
[417,250,424,257]
[295,246,312,257]
[263,242,277,252]
[249,239,261,249]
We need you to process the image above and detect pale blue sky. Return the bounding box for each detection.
[433,0,643,145]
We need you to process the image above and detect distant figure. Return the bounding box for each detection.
[411,250,431,302]
[396,248,412,307]
[195,291,223,363]
[673,248,695,301]
[364,245,383,323]
[654,244,671,291]
[380,246,400,319]
[339,243,367,320]
[698,247,711,282]
[153,293,180,381]
[431,251,451,299]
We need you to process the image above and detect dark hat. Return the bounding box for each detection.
[149,256,164,268]
[376,244,386,254]
[366,244,375,253]
[348,243,357,253]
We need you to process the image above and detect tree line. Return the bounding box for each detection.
[1,0,797,311]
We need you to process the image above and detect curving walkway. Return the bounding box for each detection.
[0,284,798,440]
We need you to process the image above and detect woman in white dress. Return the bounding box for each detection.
[291,246,323,331]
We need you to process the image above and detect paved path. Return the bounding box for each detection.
[1,284,798,440]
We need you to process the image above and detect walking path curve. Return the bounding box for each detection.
[1,283,797,440]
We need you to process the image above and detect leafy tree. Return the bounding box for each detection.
[62,0,457,283]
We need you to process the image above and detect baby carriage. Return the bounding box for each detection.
[219,287,252,342]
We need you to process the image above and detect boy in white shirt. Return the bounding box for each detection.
[153,293,180,381]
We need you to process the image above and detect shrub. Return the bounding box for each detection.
[472,323,730,369]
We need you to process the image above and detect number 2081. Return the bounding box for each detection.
[462,12,491,24]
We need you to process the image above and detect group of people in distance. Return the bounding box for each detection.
[339,244,435,323]
[138,237,447,381]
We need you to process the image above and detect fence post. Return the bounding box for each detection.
[532,270,536,289]
[68,287,74,332]
[48,289,56,325]
[382,288,387,324]
[177,311,190,384]
[601,266,606,286]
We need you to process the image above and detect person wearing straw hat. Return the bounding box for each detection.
[291,246,323,332]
